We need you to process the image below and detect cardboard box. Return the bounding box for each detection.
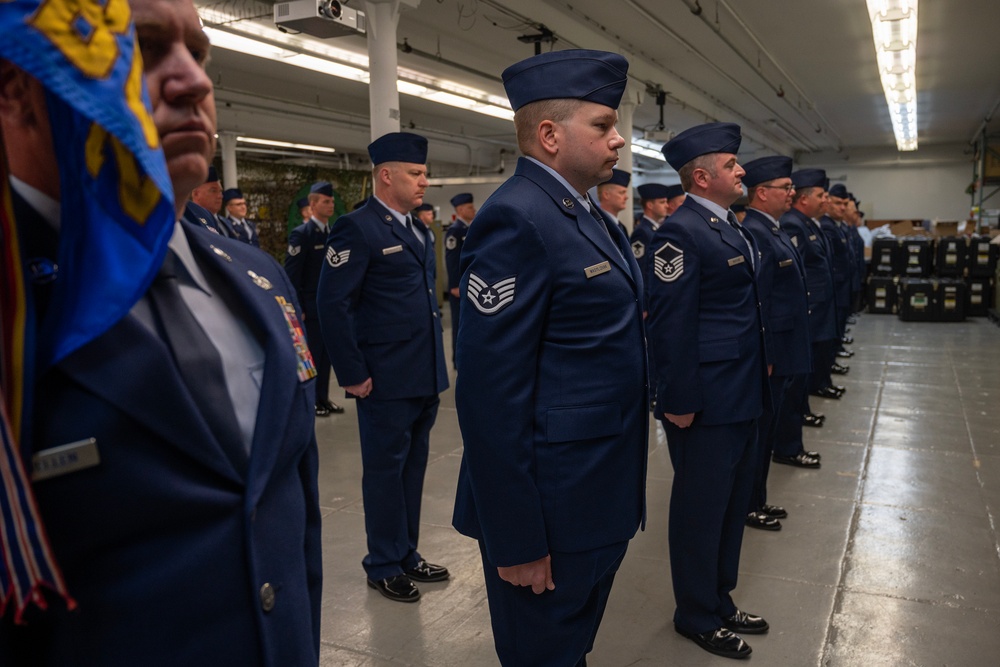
[932,221,960,237]
[889,220,922,237]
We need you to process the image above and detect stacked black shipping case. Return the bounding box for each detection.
[866,235,998,321]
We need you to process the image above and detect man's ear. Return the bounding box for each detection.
[0,60,38,125]
[536,119,558,158]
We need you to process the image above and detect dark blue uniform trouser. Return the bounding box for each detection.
[663,418,757,634]
[479,540,628,667]
[448,294,460,369]
[304,312,330,403]
[808,338,837,393]
[356,394,439,580]
[774,373,809,458]
[749,374,791,511]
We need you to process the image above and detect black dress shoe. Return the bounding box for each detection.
[323,400,345,414]
[842,335,854,345]
[745,511,781,531]
[760,504,788,519]
[831,384,846,395]
[367,575,420,602]
[803,413,824,428]
[831,363,850,375]
[810,386,841,400]
[772,452,821,468]
[808,411,825,420]
[723,610,770,635]
[405,560,449,582]
[836,348,854,358]
[803,449,822,460]
[675,626,751,659]
[315,403,331,417]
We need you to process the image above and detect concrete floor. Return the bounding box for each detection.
[315,313,1000,666]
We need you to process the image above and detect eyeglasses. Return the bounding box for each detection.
[758,184,795,192]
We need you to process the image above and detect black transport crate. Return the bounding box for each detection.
[934,237,966,276]
[936,279,966,321]
[895,237,933,277]
[872,238,898,275]
[966,277,994,317]
[867,276,897,314]
[897,278,935,321]
[968,238,999,277]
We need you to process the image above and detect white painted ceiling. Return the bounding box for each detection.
[197,0,1000,178]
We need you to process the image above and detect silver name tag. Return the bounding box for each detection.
[32,438,100,482]
[383,245,403,255]
[727,255,745,267]
[779,259,794,268]
[313,244,325,250]
[584,261,611,278]
[808,234,817,241]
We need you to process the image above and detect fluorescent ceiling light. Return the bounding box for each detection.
[866,0,918,151]
[200,9,513,122]
[237,136,337,153]
[631,139,666,162]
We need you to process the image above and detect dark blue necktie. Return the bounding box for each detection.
[147,251,246,470]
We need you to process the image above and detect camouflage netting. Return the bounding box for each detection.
[214,157,371,263]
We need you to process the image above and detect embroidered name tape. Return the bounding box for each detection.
[32,438,100,482]
[382,245,403,255]
[728,255,745,267]
[585,261,611,278]
[779,258,794,268]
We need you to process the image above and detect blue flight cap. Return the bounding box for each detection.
[791,168,828,190]
[296,197,309,209]
[742,156,793,188]
[205,165,219,183]
[662,122,742,171]
[222,188,243,205]
[414,203,434,212]
[829,183,849,199]
[368,132,428,165]
[637,183,671,200]
[602,169,631,187]
[450,193,473,207]
[502,49,629,112]
[665,184,685,199]
[310,181,334,197]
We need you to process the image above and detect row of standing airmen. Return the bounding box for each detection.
[268,49,870,665]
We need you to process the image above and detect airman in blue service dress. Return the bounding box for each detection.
[740,156,813,531]
[4,200,323,667]
[222,187,261,247]
[630,182,670,280]
[444,192,475,369]
[597,167,632,238]
[316,133,450,603]
[452,49,647,667]
[647,122,770,660]
[284,182,344,417]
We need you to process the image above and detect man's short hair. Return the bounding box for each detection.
[792,185,820,204]
[678,154,717,192]
[513,98,583,155]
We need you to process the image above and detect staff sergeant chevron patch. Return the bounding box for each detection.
[467,273,516,315]
[326,246,351,268]
[654,242,684,282]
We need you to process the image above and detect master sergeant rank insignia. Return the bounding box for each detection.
[654,242,684,282]
[467,273,516,315]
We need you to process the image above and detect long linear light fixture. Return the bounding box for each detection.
[199,8,514,122]
[237,136,337,153]
[866,0,918,151]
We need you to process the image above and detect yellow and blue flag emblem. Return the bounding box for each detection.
[0,0,175,622]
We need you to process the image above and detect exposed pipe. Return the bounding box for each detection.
[970,94,1000,145]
